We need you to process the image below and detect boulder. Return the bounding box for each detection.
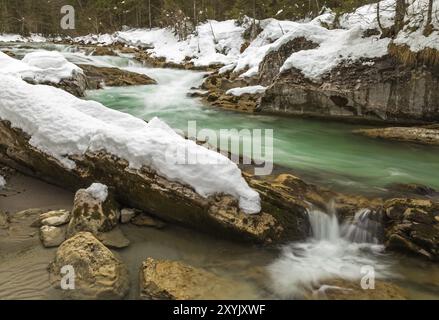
[49,232,129,299]
[79,64,156,89]
[67,183,120,237]
[40,225,65,247]
[91,46,117,56]
[139,258,239,300]
[26,71,88,97]
[32,209,71,227]
[382,198,439,261]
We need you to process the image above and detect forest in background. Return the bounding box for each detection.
[0,0,376,35]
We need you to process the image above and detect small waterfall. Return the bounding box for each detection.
[268,204,390,298]
[308,206,382,245]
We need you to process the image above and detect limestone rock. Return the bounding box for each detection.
[49,232,129,299]
[79,64,156,89]
[67,184,120,237]
[355,127,439,146]
[259,55,439,123]
[33,209,71,227]
[139,258,238,300]
[383,198,439,261]
[40,225,65,247]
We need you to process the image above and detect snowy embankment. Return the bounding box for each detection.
[0,33,48,43]
[75,19,247,67]
[0,74,261,214]
[0,51,82,84]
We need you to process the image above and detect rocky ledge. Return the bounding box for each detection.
[79,64,157,89]
[355,126,439,146]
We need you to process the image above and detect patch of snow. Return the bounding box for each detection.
[0,75,261,214]
[75,20,246,68]
[86,183,109,202]
[339,0,396,30]
[0,51,82,84]
[226,85,267,96]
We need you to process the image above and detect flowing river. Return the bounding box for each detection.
[1,43,439,300]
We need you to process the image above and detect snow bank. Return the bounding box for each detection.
[339,0,396,30]
[281,26,390,80]
[86,183,108,202]
[394,0,439,52]
[0,75,261,214]
[0,51,82,84]
[75,20,246,67]
[226,85,267,96]
[233,19,300,77]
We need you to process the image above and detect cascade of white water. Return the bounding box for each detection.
[268,205,390,298]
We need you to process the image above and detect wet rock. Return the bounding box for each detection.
[40,225,65,247]
[310,279,407,300]
[32,209,71,227]
[91,46,117,56]
[139,258,238,300]
[383,198,439,261]
[355,127,439,146]
[120,208,139,224]
[97,227,130,249]
[78,64,156,89]
[49,232,129,299]
[26,71,88,97]
[67,184,120,237]
[131,213,166,229]
[387,183,437,196]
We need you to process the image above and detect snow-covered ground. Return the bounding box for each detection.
[0,74,261,214]
[394,0,439,51]
[0,51,82,84]
[75,19,247,67]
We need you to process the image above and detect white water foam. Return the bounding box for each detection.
[268,206,392,298]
